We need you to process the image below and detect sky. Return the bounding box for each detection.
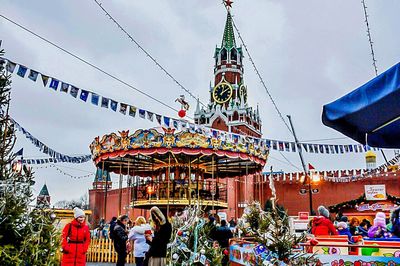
[1,0,399,204]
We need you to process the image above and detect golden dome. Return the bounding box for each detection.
[365,150,377,158]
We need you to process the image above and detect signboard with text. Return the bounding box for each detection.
[365,185,386,201]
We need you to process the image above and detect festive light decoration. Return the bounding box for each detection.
[168,206,223,265]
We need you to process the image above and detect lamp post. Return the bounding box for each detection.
[287,115,314,215]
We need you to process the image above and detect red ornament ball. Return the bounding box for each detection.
[178,109,186,118]
[223,249,229,255]
[177,230,183,236]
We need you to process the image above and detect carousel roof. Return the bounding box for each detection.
[89,127,269,178]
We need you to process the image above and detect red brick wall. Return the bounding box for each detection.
[256,173,400,215]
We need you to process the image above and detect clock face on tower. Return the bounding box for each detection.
[212,82,233,104]
[239,84,247,102]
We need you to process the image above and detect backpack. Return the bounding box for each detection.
[109,222,116,240]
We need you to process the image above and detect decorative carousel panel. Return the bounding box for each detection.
[90,127,269,177]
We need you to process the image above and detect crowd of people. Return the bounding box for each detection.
[310,205,400,243]
[60,207,236,266]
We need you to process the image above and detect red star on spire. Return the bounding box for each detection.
[224,0,233,8]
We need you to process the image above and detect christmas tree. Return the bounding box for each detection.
[237,175,318,265]
[0,49,60,265]
[167,206,224,266]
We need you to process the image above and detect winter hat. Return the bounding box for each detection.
[73,207,85,218]
[373,212,386,227]
[337,222,348,229]
[150,206,166,225]
[317,205,330,218]
[340,216,349,223]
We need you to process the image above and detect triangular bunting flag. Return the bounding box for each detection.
[41,74,49,87]
[129,106,137,117]
[91,93,99,105]
[80,90,89,102]
[60,82,69,93]
[49,78,59,90]
[119,103,127,115]
[163,116,170,127]
[156,114,162,124]
[6,61,16,73]
[101,97,109,108]
[139,109,146,119]
[70,86,79,98]
[147,111,154,122]
[110,100,118,111]
[28,69,39,81]
[17,65,28,77]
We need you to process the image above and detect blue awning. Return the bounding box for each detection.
[322,62,400,148]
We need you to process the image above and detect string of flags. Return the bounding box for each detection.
[264,153,400,183]
[2,57,381,155]
[10,117,91,164]
[30,164,93,179]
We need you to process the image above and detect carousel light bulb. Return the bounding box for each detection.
[170,173,175,180]
[191,173,196,181]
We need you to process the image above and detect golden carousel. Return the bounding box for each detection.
[89,126,269,214]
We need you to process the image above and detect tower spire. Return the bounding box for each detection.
[221,10,236,50]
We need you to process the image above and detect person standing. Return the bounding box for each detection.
[215,220,233,266]
[113,215,130,266]
[311,206,338,236]
[61,207,91,266]
[109,217,117,240]
[145,206,172,266]
[128,216,151,266]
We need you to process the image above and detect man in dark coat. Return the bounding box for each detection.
[109,216,117,240]
[215,220,233,266]
[215,220,233,248]
[113,215,130,266]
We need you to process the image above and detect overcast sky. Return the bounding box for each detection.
[1,0,399,204]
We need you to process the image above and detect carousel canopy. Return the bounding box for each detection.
[322,62,400,148]
[89,127,269,178]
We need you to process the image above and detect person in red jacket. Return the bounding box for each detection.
[61,207,91,266]
[311,205,338,236]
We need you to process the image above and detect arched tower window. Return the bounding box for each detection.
[220,48,227,61]
[230,48,237,62]
[232,111,239,121]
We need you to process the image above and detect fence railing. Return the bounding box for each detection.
[86,238,135,263]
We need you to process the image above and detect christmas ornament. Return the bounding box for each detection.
[172,253,179,260]
[178,109,186,118]
[223,249,229,255]
[200,249,205,255]
[177,230,183,236]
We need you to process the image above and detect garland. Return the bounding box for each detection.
[0,57,379,156]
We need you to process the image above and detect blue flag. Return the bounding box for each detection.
[80,90,89,102]
[163,116,170,127]
[139,109,146,118]
[91,93,99,105]
[17,65,28,77]
[15,148,23,156]
[49,78,59,90]
[110,100,118,111]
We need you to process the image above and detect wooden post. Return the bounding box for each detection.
[167,153,171,216]
[102,161,108,220]
[118,158,123,215]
